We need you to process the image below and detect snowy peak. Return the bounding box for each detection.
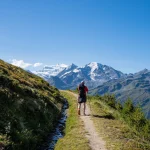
[56,62,125,87]
[33,64,68,79]
[86,62,109,72]
[32,62,125,89]
[42,64,68,76]
[57,63,78,78]
[83,62,124,81]
[88,62,98,68]
[66,63,78,70]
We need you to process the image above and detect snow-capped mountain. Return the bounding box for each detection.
[31,63,150,119]
[33,64,68,80]
[57,62,125,88]
[58,63,78,79]
[32,62,125,89]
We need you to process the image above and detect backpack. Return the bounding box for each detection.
[79,84,85,97]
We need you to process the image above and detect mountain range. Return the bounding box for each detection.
[32,62,150,119]
[33,64,68,80]
[33,62,125,89]
[89,69,150,119]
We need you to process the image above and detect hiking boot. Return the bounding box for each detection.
[78,109,80,115]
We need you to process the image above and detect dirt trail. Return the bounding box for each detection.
[69,91,107,150]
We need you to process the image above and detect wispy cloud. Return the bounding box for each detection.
[11,59,43,69]
[11,59,32,68]
[33,63,43,67]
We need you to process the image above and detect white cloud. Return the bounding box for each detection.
[11,59,32,69]
[33,63,43,67]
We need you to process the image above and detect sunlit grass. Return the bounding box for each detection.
[88,97,150,150]
[0,59,64,149]
[55,91,91,150]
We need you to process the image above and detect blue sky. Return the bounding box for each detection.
[0,0,150,73]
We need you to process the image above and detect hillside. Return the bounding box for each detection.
[89,69,150,119]
[88,94,150,150]
[56,91,150,150]
[0,59,64,149]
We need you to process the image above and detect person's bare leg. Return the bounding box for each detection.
[78,103,81,115]
[83,102,86,115]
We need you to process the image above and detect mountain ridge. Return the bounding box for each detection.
[89,69,150,118]
[31,62,150,118]
[33,62,125,89]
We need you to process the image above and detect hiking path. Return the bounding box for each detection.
[67,91,107,150]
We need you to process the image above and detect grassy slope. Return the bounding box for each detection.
[0,59,64,149]
[55,91,90,150]
[89,76,150,119]
[88,96,150,150]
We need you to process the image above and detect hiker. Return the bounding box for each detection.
[77,81,88,115]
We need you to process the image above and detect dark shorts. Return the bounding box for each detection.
[78,96,87,103]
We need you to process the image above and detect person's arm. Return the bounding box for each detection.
[85,86,88,94]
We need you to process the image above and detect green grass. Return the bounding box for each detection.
[0,59,64,149]
[88,96,150,150]
[55,91,91,150]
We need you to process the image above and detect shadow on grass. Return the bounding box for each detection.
[92,114,115,120]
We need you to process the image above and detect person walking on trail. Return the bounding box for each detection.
[78,81,88,115]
